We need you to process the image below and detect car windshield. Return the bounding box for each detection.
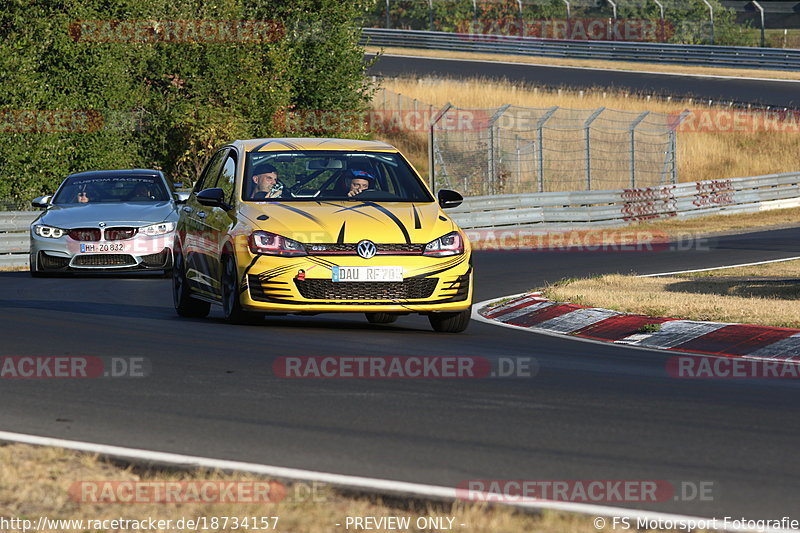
[243,151,434,202]
[52,175,169,205]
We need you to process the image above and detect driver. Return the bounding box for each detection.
[346,170,375,197]
[251,163,283,200]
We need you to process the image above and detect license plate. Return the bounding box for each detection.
[80,243,127,253]
[332,266,403,282]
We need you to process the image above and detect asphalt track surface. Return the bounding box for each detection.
[1,227,799,520]
[367,53,800,108]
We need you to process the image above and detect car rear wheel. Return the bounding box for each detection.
[222,255,260,325]
[173,250,210,318]
[428,307,471,333]
[365,312,399,324]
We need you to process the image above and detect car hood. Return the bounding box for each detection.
[239,201,455,244]
[38,202,177,228]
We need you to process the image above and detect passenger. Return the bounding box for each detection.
[345,170,375,197]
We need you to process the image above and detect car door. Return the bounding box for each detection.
[184,148,227,295]
[198,149,238,295]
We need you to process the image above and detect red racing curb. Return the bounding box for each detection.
[480,294,800,360]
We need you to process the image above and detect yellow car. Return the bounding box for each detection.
[172,138,473,332]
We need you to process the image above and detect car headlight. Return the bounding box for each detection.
[140,222,175,236]
[248,231,307,257]
[423,231,464,257]
[33,224,66,239]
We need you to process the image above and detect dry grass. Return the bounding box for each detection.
[0,443,699,533]
[624,207,800,238]
[372,77,800,184]
[544,269,800,328]
[366,46,800,82]
[683,258,800,279]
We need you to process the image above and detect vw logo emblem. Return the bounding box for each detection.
[357,240,377,259]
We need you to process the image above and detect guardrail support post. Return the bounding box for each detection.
[629,111,650,188]
[752,1,765,47]
[584,107,605,191]
[488,104,511,195]
[536,106,558,193]
[429,102,453,192]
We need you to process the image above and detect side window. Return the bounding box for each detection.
[194,149,227,193]
[213,152,237,205]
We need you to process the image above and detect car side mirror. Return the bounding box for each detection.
[174,192,190,204]
[32,195,52,208]
[196,188,231,210]
[437,189,463,209]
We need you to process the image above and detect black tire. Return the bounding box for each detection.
[365,312,399,324]
[29,254,46,277]
[173,251,210,318]
[221,255,260,325]
[428,307,472,333]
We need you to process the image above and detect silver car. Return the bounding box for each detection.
[29,169,186,276]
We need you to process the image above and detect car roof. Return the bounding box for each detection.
[67,169,164,179]
[234,138,398,152]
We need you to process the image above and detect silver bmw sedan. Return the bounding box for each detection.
[29,169,185,276]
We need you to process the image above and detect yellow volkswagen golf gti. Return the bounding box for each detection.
[173,138,473,332]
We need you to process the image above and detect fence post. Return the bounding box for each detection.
[629,111,650,188]
[487,105,511,195]
[670,110,690,184]
[584,107,605,191]
[702,0,714,44]
[429,103,453,192]
[536,106,558,193]
[385,0,391,28]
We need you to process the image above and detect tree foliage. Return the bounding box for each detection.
[0,0,374,204]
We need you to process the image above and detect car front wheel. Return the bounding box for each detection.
[428,307,471,333]
[173,250,210,318]
[221,255,260,325]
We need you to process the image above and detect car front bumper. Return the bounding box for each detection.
[30,231,175,272]
[234,243,473,313]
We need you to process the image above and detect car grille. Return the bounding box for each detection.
[38,252,70,270]
[140,249,170,267]
[294,278,437,300]
[68,228,101,241]
[105,227,137,240]
[72,254,136,267]
[306,243,424,255]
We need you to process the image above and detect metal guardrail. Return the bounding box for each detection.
[0,212,38,269]
[362,28,800,71]
[449,171,800,230]
[3,172,799,268]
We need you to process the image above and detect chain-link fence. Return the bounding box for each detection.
[431,103,679,195]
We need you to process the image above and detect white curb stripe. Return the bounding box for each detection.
[491,300,555,322]
[535,307,621,334]
[747,333,800,359]
[0,430,771,532]
[618,321,729,349]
